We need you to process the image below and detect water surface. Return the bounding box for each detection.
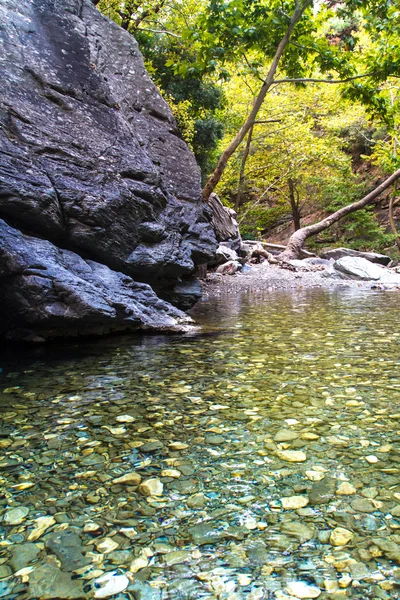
[1,288,400,599]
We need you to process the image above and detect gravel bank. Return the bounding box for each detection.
[203,261,374,297]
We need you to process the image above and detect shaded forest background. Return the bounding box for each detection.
[97,0,400,256]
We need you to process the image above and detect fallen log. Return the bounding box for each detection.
[278,167,400,261]
[244,240,315,258]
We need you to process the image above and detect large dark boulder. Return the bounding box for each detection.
[0,0,217,340]
[0,220,191,342]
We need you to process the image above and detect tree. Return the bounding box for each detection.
[215,78,366,240]
[176,0,400,200]
[277,167,400,259]
[201,0,314,199]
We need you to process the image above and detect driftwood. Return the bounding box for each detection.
[278,167,400,260]
[248,243,277,264]
[244,240,315,258]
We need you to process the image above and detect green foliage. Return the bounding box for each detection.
[96,0,400,251]
[319,203,397,253]
[147,45,225,175]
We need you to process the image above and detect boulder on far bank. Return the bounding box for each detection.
[215,260,242,275]
[324,256,400,284]
[320,247,391,266]
[214,245,239,265]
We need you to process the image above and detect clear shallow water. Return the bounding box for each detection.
[1,288,400,599]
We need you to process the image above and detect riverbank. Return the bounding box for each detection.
[203,260,376,297]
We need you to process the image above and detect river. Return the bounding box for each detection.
[0,288,399,599]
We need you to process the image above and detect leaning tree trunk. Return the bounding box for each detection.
[288,178,301,231]
[278,167,400,260]
[202,0,312,201]
[235,125,254,212]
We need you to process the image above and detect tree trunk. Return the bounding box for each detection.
[278,168,400,260]
[389,193,400,250]
[202,0,312,201]
[235,125,254,212]
[288,178,301,231]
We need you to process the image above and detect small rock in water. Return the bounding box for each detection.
[285,581,321,598]
[274,429,299,442]
[338,574,352,588]
[351,498,376,513]
[139,478,163,496]
[187,493,206,509]
[309,478,336,505]
[140,440,164,452]
[244,516,258,529]
[95,538,119,554]
[112,472,141,486]
[160,469,181,478]
[84,522,103,534]
[169,442,189,450]
[237,574,252,586]
[27,516,56,541]
[305,470,325,482]
[281,496,309,510]
[330,527,354,546]
[3,506,29,525]
[130,557,149,573]
[301,432,319,440]
[276,450,307,462]
[336,482,357,495]
[280,521,314,543]
[93,571,129,598]
[115,414,135,422]
[163,550,191,566]
[365,455,378,463]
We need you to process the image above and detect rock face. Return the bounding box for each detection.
[0,220,190,341]
[0,0,216,340]
[208,193,242,251]
[320,248,391,266]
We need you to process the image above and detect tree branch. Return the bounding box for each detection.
[273,71,380,85]
[136,28,181,37]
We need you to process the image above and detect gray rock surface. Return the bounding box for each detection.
[333,257,400,283]
[0,0,217,340]
[214,245,239,265]
[321,247,391,266]
[215,260,242,275]
[0,220,190,341]
[208,193,242,251]
[45,530,90,572]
